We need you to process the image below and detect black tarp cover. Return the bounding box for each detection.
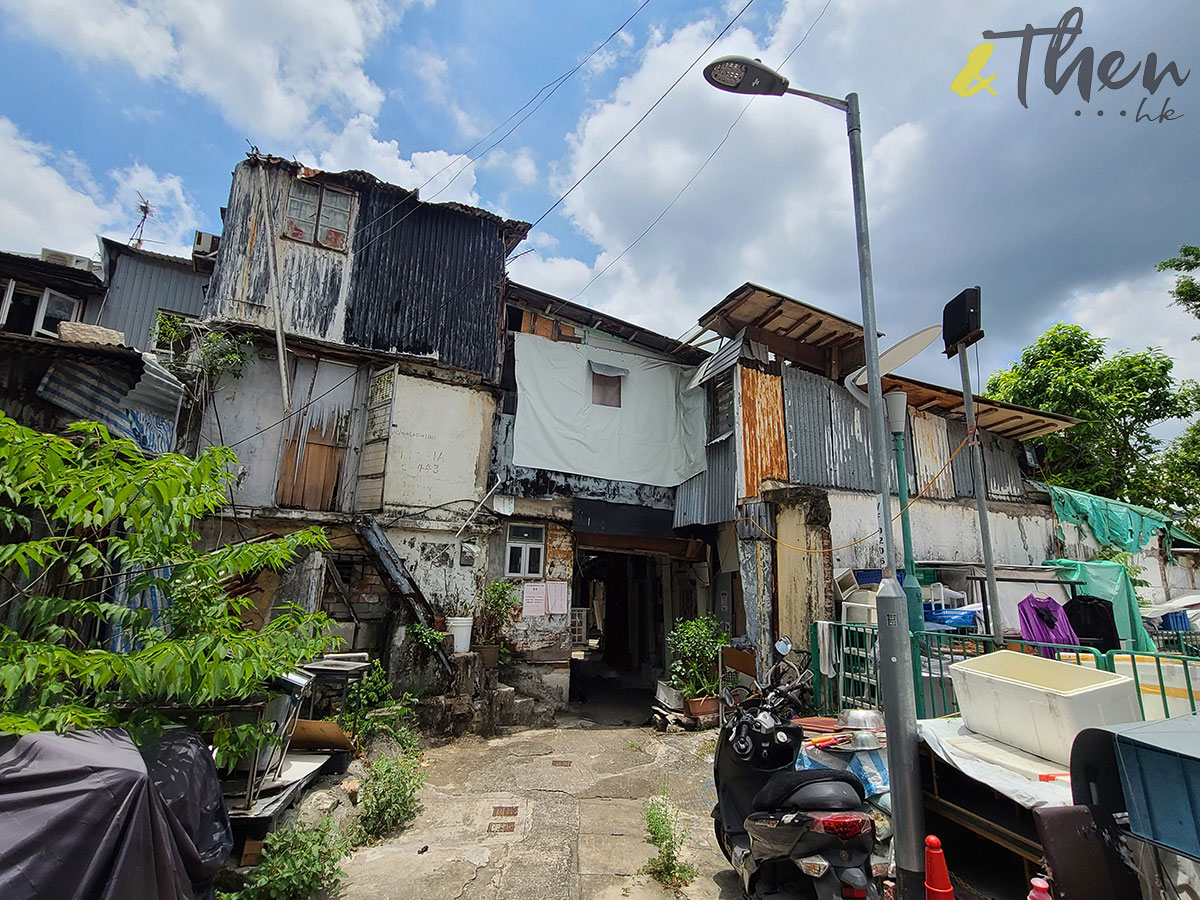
[0,727,232,900]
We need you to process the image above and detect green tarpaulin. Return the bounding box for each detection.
[1043,558,1155,652]
[1035,482,1199,555]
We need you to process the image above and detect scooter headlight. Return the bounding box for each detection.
[798,856,830,877]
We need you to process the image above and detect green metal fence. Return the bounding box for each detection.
[809,621,1179,720]
[1149,629,1200,658]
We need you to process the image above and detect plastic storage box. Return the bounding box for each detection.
[1115,715,1200,859]
[949,650,1140,765]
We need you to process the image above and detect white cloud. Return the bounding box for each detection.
[0,0,414,141]
[0,117,201,258]
[308,113,481,205]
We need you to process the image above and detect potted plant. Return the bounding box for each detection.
[474,579,520,669]
[665,616,729,718]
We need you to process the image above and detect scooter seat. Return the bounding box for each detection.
[750,769,865,813]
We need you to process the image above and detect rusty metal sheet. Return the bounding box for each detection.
[910,410,955,500]
[740,366,787,498]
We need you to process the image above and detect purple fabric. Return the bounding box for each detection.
[1018,595,1081,657]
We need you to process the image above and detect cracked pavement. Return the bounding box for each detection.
[338,713,742,899]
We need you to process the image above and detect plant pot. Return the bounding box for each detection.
[476,644,500,669]
[655,680,685,711]
[685,696,719,718]
[446,616,473,654]
[433,616,446,632]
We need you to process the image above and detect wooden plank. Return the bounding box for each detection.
[290,718,354,751]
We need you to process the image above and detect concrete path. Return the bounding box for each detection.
[339,715,742,899]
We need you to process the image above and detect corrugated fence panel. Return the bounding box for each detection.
[983,432,1025,501]
[740,366,788,497]
[947,420,976,497]
[827,381,874,492]
[673,471,705,528]
[910,410,955,500]
[782,366,834,487]
[706,433,737,524]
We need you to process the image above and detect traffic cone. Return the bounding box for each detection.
[925,835,954,899]
[1027,876,1052,899]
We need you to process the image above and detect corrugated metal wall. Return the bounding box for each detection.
[910,410,955,500]
[674,431,738,528]
[206,160,511,377]
[740,366,788,497]
[784,366,1025,503]
[97,253,207,349]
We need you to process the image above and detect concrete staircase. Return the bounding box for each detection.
[414,650,553,737]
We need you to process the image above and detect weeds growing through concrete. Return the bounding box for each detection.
[639,793,698,888]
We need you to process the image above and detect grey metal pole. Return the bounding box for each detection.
[958,345,1004,642]
[845,92,925,898]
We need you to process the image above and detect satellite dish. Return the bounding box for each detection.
[847,324,941,389]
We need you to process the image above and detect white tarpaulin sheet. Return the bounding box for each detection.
[513,332,705,487]
[917,717,1072,809]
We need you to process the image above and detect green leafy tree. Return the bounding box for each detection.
[1158,244,1200,336]
[1158,420,1200,531]
[985,324,1196,506]
[0,414,337,762]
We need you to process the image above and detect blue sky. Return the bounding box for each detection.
[1,0,1198,415]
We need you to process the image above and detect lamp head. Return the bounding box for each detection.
[703,55,789,95]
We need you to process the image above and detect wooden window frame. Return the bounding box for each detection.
[284,180,352,252]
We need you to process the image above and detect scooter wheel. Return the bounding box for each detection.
[713,817,733,863]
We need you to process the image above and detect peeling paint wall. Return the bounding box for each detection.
[737,535,776,680]
[775,503,832,650]
[383,526,491,615]
[499,520,572,659]
[826,490,1058,570]
[205,159,515,376]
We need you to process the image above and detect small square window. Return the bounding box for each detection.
[285,181,352,251]
[592,372,621,408]
[0,283,80,338]
[506,523,545,579]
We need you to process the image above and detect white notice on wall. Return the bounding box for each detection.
[546,581,569,615]
[522,582,547,617]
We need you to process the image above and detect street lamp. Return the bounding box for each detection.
[704,55,926,898]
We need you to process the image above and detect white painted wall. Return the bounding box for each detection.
[383,375,495,511]
[827,491,1059,571]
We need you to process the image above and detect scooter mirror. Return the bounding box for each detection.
[775,636,792,656]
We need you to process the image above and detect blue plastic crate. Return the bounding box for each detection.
[1115,715,1200,860]
[1162,611,1191,631]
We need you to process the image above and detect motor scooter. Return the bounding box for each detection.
[712,637,886,899]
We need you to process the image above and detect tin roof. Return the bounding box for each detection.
[880,374,1079,440]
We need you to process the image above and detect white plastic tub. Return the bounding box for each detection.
[446,616,473,654]
[949,650,1140,765]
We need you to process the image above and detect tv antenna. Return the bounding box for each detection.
[129,192,155,248]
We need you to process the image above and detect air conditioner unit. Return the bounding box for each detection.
[192,231,220,257]
[41,248,93,270]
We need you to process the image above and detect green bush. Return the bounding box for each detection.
[475,579,520,644]
[640,793,697,888]
[359,752,425,839]
[408,621,444,652]
[340,661,417,752]
[665,615,729,698]
[235,818,348,900]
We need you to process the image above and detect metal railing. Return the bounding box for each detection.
[1148,628,1200,658]
[809,621,1181,721]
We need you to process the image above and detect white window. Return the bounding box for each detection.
[506,524,545,579]
[0,281,81,338]
[285,181,352,251]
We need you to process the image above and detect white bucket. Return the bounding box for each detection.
[446,616,473,654]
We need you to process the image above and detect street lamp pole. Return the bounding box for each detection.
[704,57,926,899]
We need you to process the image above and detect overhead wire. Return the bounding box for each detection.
[566,0,834,303]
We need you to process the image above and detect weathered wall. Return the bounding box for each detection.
[498,520,572,660]
[384,375,494,511]
[383,525,492,616]
[737,533,776,679]
[200,350,291,508]
[775,499,833,651]
[206,159,520,376]
[93,243,208,349]
[826,490,1058,570]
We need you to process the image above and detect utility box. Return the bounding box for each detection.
[1115,714,1200,861]
[949,650,1140,765]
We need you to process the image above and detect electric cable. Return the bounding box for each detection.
[567,0,834,303]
